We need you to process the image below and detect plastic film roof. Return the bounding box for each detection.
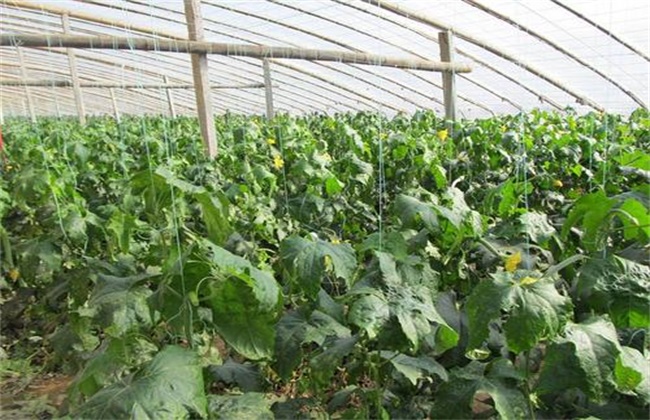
[0,0,648,118]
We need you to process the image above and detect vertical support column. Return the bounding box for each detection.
[16,47,36,122]
[61,13,86,124]
[438,30,457,124]
[263,59,275,120]
[109,88,121,123]
[164,76,176,118]
[184,0,217,158]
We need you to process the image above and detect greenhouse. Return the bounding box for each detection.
[0,1,648,418]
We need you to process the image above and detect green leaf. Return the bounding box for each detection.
[209,359,262,392]
[617,150,650,171]
[615,346,650,402]
[348,294,390,339]
[280,236,357,299]
[106,210,137,254]
[325,176,344,196]
[208,393,273,420]
[205,242,281,360]
[73,346,207,419]
[576,256,650,328]
[274,310,309,380]
[394,194,439,231]
[430,360,530,419]
[537,316,621,401]
[466,272,571,353]
[309,336,358,389]
[89,273,155,336]
[380,351,447,385]
[617,197,650,241]
[195,191,232,246]
[561,190,615,251]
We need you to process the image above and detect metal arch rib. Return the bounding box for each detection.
[363,0,604,111]
[462,0,646,108]
[333,0,561,110]
[550,0,650,62]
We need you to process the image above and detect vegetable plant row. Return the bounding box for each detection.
[1,109,648,419]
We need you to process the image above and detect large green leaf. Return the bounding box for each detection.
[615,346,650,403]
[394,194,439,231]
[466,271,572,353]
[73,346,207,419]
[348,294,390,339]
[309,336,358,389]
[205,242,281,360]
[89,273,155,336]
[576,256,650,328]
[195,191,232,246]
[280,235,356,298]
[380,351,447,385]
[561,190,615,251]
[537,316,621,401]
[430,359,530,419]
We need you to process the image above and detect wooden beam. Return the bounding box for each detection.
[61,13,86,124]
[0,34,472,73]
[438,31,456,122]
[0,79,266,89]
[263,59,275,119]
[15,47,36,122]
[163,76,176,118]
[184,0,217,158]
[109,87,120,123]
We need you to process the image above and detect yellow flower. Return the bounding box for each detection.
[266,138,276,145]
[273,155,284,170]
[331,238,341,244]
[504,251,521,272]
[437,129,448,142]
[553,179,563,188]
[322,152,332,162]
[8,268,19,281]
[519,276,538,286]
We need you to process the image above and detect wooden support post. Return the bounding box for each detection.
[16,47,36,122]
[184,0,217,158]
[109,88,120,123]
[263,59,274,119]
[61,13,86,124]
[438,30,456,124]
[163,76,176,118]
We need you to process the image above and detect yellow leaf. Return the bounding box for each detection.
[331,238,341,244]
[437,129,448,141]
[273,155,284,170]
[504,251,522,272]
[266,138,276,145]
[519,276,538,286]
[553,179,563,188]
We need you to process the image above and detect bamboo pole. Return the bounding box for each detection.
[0,34,472,73]
[61,13,86,124]
[0,79,266,89]
[15,47,36,122]
[109,88,120,123]
[163,76,177,118]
